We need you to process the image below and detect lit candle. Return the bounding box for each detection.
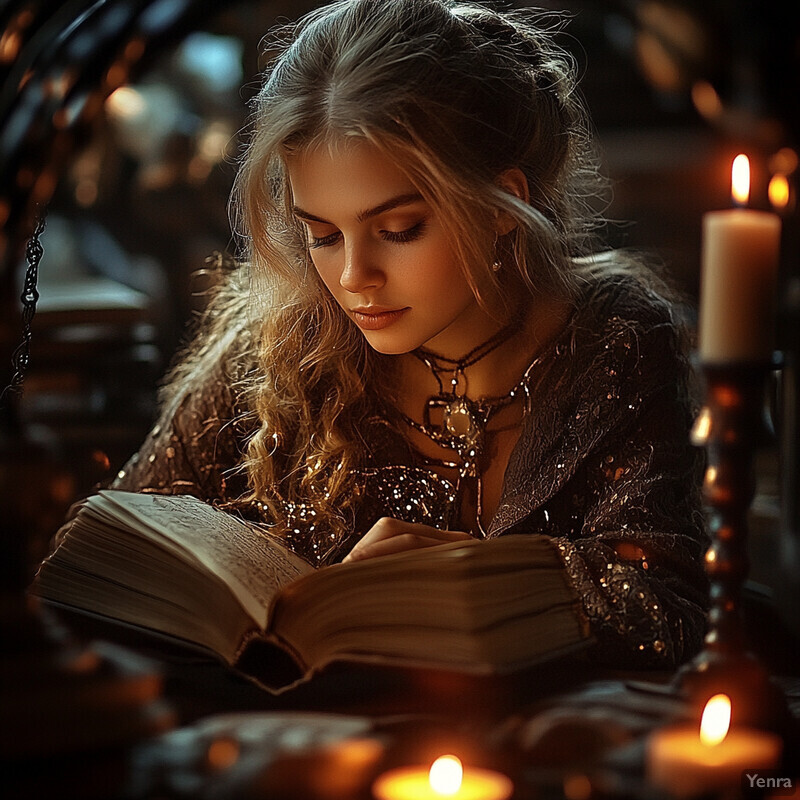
[373,754,513,800]
[768,173,790,213]
[699,154,782,363]
[647,694,782,797]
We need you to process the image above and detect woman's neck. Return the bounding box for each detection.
[396,292,573,410]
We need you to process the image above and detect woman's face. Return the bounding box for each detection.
[286,139,498,356]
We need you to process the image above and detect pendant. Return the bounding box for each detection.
[443,397,480,445]
[422,395,484,478]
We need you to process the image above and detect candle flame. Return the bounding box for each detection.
[731,154,750,206]
[699,693,731,746]
[429,755,463,795]
[769,173,790,211]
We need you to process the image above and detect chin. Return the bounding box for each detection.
[364,340,416,356]
[360,331,420,356]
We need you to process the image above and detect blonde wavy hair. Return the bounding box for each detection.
[229,0,608,539]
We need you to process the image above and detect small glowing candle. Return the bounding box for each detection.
[647,694,783,798]
[768,173,790,212]
[699,154,782,363]
[373,754,513,800]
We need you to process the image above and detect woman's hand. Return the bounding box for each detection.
[343,517,472,563]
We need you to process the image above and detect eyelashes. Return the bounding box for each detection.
[307,220,427,249]
[308,232,340,249]
[383,220,427,243]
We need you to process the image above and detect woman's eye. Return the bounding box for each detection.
[308,231,341,249]
[306,220,427,249]
[382,220,426,243]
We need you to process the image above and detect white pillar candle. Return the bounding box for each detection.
[698,155,781,363]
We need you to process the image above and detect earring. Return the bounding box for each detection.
[492,238,502,272]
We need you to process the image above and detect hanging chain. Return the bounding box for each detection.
[2,211,46,401]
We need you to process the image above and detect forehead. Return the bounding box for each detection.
[285,138,419,213]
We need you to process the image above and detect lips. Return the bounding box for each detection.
[350,306,409,331]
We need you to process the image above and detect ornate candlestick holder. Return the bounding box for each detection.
[676,360,787,728]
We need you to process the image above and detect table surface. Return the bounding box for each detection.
[5,603,800,800]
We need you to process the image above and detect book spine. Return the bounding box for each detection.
[233,630,311,694]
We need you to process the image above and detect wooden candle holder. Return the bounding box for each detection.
[676,361,786,727]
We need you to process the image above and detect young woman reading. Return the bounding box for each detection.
[74,0,708,668]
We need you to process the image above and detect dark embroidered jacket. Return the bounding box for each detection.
[109,273,709,669]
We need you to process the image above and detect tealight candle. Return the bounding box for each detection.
[699,154,782,363]
[373,754,513,800]
[647,694,782,798]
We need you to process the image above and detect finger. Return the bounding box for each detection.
[345,532,446,562]
[359,516,409,543]
[341,519,400,562]
[362,518,470,545]
[344,527,472,562]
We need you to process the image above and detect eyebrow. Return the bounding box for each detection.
[292,192,424,224]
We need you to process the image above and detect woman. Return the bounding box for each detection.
[109,0,708,668]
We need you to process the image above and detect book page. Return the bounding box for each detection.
[95,491,314,629]
[269,534,589,679]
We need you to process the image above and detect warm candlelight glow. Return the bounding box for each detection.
[691,406,712,443]
[769,147,798,176]
[105,86,146,119]
[691,80,722,121]
[373,756,513,800]
[429,756,463,795]
[648,690,781,797]
[731,154,750,205]
[699,694,731,747]
[768,173,790,211]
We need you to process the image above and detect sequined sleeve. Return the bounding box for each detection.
[543,299,708,668]
[482,275,708,669]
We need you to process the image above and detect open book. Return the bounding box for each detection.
[33,491,591,692]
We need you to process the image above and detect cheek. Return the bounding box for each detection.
[309,253,341,294]
[419,243,472,299]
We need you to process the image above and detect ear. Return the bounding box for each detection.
[493,167,530,236]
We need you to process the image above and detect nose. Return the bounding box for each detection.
[339,239,385,294]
